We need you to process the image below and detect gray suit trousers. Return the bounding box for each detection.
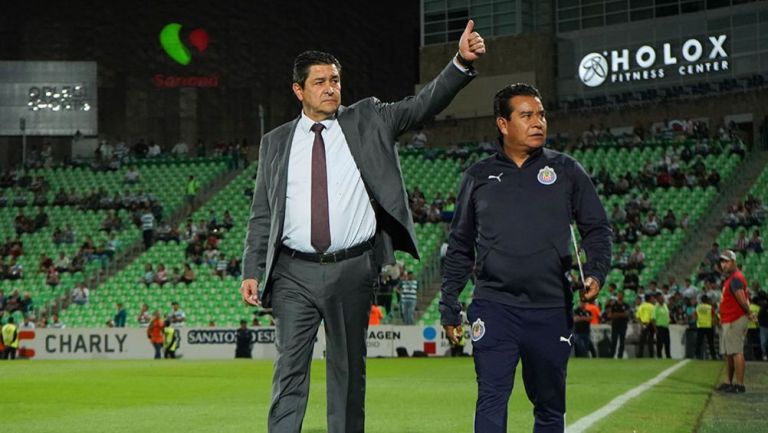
[268,249,377,433]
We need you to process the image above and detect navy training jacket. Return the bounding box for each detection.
[440,146,612,325]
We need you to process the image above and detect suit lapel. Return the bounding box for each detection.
[338,106,378,201]
[273,116,300,237]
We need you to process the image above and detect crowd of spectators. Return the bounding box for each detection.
[722,195,766,229]
[408,187,456,224]
[572,119,747,153]
[130,210,241,289]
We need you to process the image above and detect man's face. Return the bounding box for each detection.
[293,64,341,121]
[497,95,547,151]
[720,259,736,273]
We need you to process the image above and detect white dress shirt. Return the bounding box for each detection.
[283,112,377,253]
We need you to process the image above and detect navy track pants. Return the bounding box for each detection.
[468,299,572,433]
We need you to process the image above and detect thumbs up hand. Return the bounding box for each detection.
[457,20,486,64]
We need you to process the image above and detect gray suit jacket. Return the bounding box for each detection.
[242,60,475,306]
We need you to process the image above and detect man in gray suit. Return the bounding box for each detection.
[240,20,486,433]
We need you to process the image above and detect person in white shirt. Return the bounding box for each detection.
[147,142,162,158]
[171,141,189,156]
[71,283,89,305]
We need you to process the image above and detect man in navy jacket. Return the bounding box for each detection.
[440,83,611,433]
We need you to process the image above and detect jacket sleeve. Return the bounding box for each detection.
[571,160,612,287]
[439,173,477,325]
[374,61,475,138]
[241,136,271,282]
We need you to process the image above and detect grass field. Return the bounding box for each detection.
[3,358,764,433]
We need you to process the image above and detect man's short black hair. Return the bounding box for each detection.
[293,50,342,88]
[493,83,542,120]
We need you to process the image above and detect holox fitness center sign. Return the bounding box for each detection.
[578,34,728,87]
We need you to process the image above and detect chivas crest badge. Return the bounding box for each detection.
[471,318,486,342]
[537,166,557,185]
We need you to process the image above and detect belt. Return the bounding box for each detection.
[282,239,374,264]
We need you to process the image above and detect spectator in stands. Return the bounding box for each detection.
[70,251,86,273]
[106,233,120,259]
[53,252,71,273]
[52,227,65,246]
[610,203,626,224]
[124,166,141,185]
[185,236,204,265]
[207,210,219,231]
[7,258,23,280]
[147,141,162,158]
[221,210,234,230]
[140,264,155,286]
[140,205,155,249]
[37,253,53,274]
[70,282,89,305]
[214,253,228,279]
[426,204,442,223]
[17,292,33,315]
[613,243,629,270]
[204,244,220,266]
[168,301,186,326]
[680,212,691,229]
[226,256,241,278]
[734,230,748,253]
[155,223,180,244]
[155,264,168,286]
[62,224,75,244]
[14,210,33,235]
[44,268,57,288]
[623,269,639,291]
[33,206,48,230]
[662,210,677,231]
[411,128,427,148]
[185,175,200,204]
[628,245,645,270]
[643,211,660,236]
[623,220,640,244]
[114,303,127,327]
[179,263,195,285]
[748,230,764,253]
[101,211,123,233]
[171,141,189,156]
[20,315,35,329]
[703,280,721,305]
[50,314,65,329]
[190,218,206,239]
[398,271,418,325]
[682,278,700,300]
[137,303,151,327]
[705,243,721,269]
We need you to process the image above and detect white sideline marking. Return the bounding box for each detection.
[568,360,690,433]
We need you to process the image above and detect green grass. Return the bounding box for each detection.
[698,362,768,433]
[0,358,747,433]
